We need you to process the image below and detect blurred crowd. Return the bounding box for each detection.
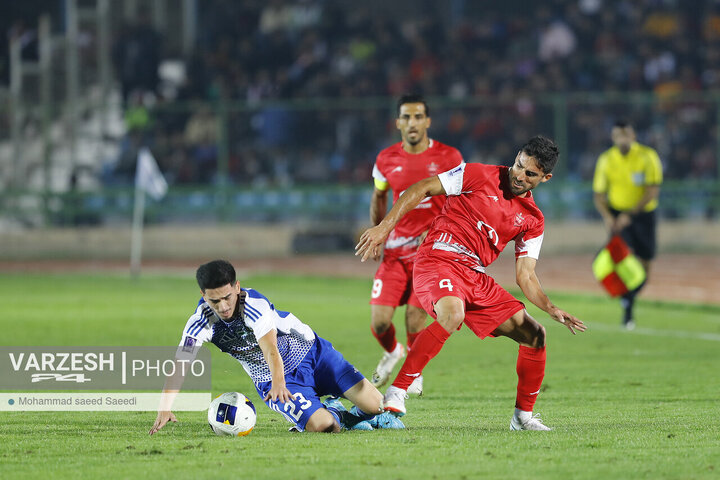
[104,0,720,185]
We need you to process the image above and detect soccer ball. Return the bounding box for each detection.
[207,392,257,436]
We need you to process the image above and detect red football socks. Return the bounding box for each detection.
[371,323,398,353]
[515,345,546,411]
[392,321,450,390]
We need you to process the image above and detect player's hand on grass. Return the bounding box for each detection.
[355,225,390,262]
[264,383,293,404]
[149,410,177,435]
[548,307,586,335]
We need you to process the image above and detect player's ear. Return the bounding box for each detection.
[540,173,553,183]
[426,116,431,128]
[395,118,402,130]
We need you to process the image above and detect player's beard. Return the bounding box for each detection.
[508,170,530,196]
[405,130,423,146]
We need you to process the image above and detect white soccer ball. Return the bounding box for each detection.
[207,392,257,436]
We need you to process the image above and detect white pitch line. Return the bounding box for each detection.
[587,322,720,342]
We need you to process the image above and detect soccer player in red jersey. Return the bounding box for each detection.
[367,94,464,395]
[356,135,586,430]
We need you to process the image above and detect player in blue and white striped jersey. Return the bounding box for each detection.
[149,259,403,434]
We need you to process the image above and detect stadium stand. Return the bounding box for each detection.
[1,0,718,225]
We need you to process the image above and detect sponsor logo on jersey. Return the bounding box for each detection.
[428,162,440,175]
[391,166,403,173]
[182,337,197,353]
[514,212,524,227]
[487,195,499,202]
[476,220,499,246]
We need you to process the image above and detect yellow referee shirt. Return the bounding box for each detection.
[592,142,663,212]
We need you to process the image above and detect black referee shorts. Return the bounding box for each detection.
[610,208,657,261]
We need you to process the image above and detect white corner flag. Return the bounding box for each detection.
[131,147,168,278]
[135,147,168,200]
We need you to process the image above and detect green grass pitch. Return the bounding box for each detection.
[0,271,718,479]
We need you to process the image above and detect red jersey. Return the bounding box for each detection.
[373,139,464,254]
[418,163,545,272]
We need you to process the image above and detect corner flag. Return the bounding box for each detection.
[135,147,168,200]
[592,235,646,297]
[131,147,168,278]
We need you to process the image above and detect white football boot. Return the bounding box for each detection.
[383,385,408,417]
[510,408,551,431]
[406,374,423,396]
[371,343,405,387]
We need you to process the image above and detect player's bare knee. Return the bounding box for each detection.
[371,321,391,335]
[531,324,546,348]
[306,414,340,433]
[315,421,340,433]
[371,308,394,333]
[437,310,463,333]
[434,297,464,333]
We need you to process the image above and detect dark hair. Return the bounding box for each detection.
[613,119,631,129]
[397,93,430,117]
[196,260,236,292]
[521,135,559,174]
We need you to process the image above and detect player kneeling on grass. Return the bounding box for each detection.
[149,260,404,434]
[356,136,587,431]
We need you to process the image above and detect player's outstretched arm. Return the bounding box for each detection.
[356,176,445,262]
[149,358,188,435]
[258,329,293,404]
[515,257,586,335]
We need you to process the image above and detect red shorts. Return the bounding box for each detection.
[412,252,524,339]
[369,252,423,309]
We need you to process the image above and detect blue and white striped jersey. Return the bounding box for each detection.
[177,288,315,384]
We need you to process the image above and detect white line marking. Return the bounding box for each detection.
[588,322,720,342]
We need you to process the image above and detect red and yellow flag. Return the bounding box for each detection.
[592,236,646,297]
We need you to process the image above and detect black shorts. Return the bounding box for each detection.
[610,208,657,261]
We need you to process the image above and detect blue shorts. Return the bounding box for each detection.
[255,334,365,431]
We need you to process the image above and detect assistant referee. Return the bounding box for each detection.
[593,120,663,329]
